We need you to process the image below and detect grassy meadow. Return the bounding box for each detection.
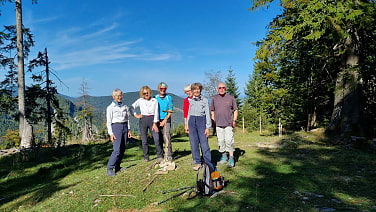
[1,129,376,211]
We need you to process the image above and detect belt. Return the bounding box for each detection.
[112,122,126,124]
[143,115,154,117]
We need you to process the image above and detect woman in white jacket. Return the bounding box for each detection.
[130,86,163,162]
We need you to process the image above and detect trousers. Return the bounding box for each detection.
[107,123,128,170]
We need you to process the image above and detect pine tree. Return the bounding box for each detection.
[225,68,241,107]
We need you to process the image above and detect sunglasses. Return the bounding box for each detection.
[160,88,167,91]
[218,87,226,89]
[143,92,149,95]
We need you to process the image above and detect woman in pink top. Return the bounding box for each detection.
[183,84,193,132]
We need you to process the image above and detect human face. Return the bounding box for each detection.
[217,83,226,95]
[113,92,123,103]
[143,90,151,100]
[159,86,167,95]
[192,87,201,97]
[185,90,193,98]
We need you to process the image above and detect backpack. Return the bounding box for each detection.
[196,162,224,195]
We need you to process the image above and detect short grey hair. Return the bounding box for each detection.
[112,89,123,96]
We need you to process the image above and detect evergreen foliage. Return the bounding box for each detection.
[225,68,241,107]
[247,0,376,137]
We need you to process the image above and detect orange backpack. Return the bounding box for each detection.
[196,163,224,195]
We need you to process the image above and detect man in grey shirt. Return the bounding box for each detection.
[210,83,238,168]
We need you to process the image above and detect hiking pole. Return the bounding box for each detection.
[161,186,195,194]
[155,187,194,205]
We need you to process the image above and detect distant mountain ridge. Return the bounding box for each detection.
[0,91,184,145]
[69,90,184,133]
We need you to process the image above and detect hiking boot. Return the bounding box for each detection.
[192,164,201,171]
[218,154,228,164]
[107,168,116,177]
[115,167,126,173]
[228,157,235,168]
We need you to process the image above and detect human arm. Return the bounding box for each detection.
[106,105,115,142]
[232,97,238,128]
[130,99,142,118]
[160,112,172,127]
[204,98,211,137]
[232,110,238,128]
[152,99,159,132]
[159,95,173,127]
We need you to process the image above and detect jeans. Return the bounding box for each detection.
[188,116,212,165]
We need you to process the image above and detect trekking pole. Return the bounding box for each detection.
[161,186,195,194]
[155,187,194,205]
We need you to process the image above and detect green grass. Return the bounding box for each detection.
[1,130,376,211]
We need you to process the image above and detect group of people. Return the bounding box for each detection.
[105,82,238,177]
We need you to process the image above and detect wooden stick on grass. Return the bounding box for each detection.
[99,194,136,197]
[143,175,158,192]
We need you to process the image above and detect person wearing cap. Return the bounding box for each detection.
[106,89,132,176]
[154,82,174,161]
[130,86,163,162]
[186,82,213,171]
[210,82,238,168]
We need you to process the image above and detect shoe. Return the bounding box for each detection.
[228,157,235,168]
[144,157,150,162]
[115,167,126,173]
[218,154,228,164]
[156,157,164,163]
[107,168,116,177]
[192,164,201,171]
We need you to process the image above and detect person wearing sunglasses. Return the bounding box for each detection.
[106,89,132,176]
[130,86,163,162]
[154,82,174,161]
[210,83,238,168]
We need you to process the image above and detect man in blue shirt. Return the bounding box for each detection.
[154,82,173,161]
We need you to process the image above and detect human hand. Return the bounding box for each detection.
[152,124,159,132]
[128,131,132,138]
[204,128,209,137]
[110,134,116,143]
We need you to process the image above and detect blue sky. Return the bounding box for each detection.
[1,0,281,97]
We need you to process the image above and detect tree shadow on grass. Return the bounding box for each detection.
[211,148,246,166]
[169,133,376,211]
[0,140,139,210]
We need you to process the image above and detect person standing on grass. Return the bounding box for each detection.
[183,84,193,133]
[186,83,213,171]
[106,89,132,177]
[130,86,163,162]
[154,82,174,161]
[210,82,238,168]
